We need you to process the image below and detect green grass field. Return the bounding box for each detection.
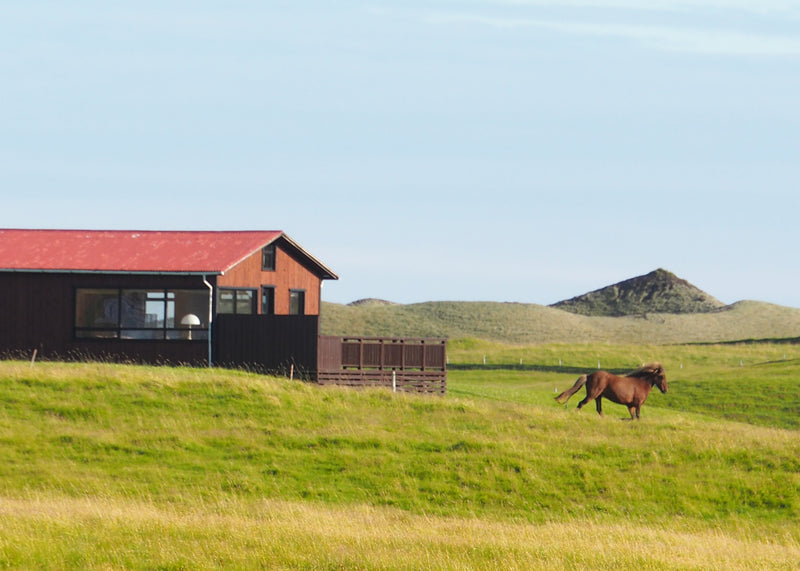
[1,343,799,569]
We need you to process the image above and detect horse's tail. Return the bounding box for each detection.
[555,374,588,404]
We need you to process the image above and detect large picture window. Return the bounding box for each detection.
[75,288,208,340]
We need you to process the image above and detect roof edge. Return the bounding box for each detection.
[218,232,339,280]
[0,268,224,276]
[278,233,339,280]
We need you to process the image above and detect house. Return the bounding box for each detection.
[0,228,447,393]
[0,229,337,370]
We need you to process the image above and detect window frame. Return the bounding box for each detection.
[218,288,257,316]
[261,244,276,272]
[261,286,276,315]
[289,289,306,315]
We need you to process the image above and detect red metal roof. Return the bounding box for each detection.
[0,229,337,278]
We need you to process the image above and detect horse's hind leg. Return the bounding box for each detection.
[577,381,602,415]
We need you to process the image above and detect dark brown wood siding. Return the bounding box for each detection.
[213,314,320,376]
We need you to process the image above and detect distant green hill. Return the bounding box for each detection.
[550,268,725,316]
[320,299,800,344]
[322,269,800,344]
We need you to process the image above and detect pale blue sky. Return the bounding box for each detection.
[2,1,799,307]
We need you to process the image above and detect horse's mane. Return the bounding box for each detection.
[626,362,664,378]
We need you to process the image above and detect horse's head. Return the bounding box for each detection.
[629,362,668,393]
[637,362,667,393]
[651,364,667,393]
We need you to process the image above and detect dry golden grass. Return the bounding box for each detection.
[1,495,798,569]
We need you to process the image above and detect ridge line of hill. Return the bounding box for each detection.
[324,270,800,344]
[320,299,800,345]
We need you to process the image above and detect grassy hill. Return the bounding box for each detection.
[1,349,799,568]
[550,268,725,316]
[321,299,800,344]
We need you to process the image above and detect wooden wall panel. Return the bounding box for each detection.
[213,314,320,376]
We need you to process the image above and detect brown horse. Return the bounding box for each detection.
[555,362,667,420]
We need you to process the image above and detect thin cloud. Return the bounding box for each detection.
[424,12,800,57]
[482,0,800,18]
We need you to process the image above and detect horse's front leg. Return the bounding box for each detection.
[595,397,603,417]
[626,405,640,420]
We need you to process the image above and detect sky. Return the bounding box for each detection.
[2,1,799,307]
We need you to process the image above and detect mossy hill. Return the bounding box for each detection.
[549,268,725,317]
[321,268,800,344]
[320,299,800,344]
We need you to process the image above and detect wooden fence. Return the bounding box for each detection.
[317,336,447,394]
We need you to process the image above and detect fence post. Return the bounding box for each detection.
[392,370,396,393]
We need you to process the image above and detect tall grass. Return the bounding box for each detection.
[447,338,799,370]
[2,496,799,569]
[1,350,799,569]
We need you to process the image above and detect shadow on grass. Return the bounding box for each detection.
[690,336,800,346]
[448,364,631,375]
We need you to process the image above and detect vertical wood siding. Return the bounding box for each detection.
[213,314,320,376]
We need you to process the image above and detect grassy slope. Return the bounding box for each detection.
[321,299,800,344]
[1,352,799,569]
[448,340,800,430]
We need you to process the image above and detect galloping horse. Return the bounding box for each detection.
[555,362,667,420]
